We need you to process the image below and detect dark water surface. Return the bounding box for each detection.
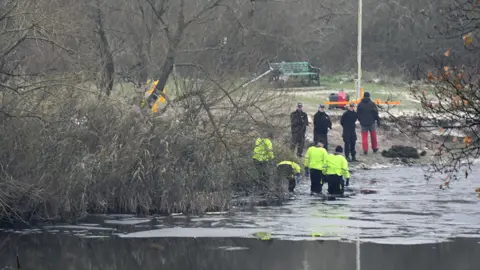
[1,165,480,269]
[1,234,480,270]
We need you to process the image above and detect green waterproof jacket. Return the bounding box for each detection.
[324,153,350,178]
[252,138,274,161]
[304,146,328,170]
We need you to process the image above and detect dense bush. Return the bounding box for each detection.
[0,80,296,223]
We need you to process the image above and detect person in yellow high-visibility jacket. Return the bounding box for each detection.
[277,161,301,193]
[304,141,328,195]
[324,145,350,195]
[253,134,274,185]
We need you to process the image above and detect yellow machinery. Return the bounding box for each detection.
[140,80,166,112]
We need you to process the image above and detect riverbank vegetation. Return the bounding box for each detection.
[0,0,299,224]
[0,74,302,223]
[1,0,479,223]
[386,0,480,181]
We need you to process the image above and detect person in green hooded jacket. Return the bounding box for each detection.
[304,141,328,195]
[253,133,275,185]
[324,145,350,195]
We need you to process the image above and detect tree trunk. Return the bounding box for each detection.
[137,39,150,88]
[147,31,182,106]
[146,0,187,107]
[94,1,114,97]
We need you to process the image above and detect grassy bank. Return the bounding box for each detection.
[0,72,423,225]
[287,74,420,110]
[0,77,299,224]
[254,72,419,110]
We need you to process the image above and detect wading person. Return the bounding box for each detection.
[276,160,302,193]
[303,142,316,179]
[313,104,332,150]
[356,92,380,155]
[253,133,274,188]
[304,141,328,195]
[324,146,350,196]
[290,103,309,157]
[340,103,358,162]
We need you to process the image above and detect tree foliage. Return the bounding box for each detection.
[1,0,479,221]
[1,0,460,91]
[389,0,480,181]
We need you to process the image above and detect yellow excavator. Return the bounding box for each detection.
[140,79,166,112]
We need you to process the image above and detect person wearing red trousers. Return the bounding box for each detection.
[356,92,380,155]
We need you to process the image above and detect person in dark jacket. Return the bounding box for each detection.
[290,103,309,157]
[356,92,380,155]
[340,103,358,162]
[313,105,332,150]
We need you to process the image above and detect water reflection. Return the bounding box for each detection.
[1,234,479,270]
[1,165,480,269]
[3,166,475,244]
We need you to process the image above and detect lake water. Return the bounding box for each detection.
[1,165,479,269]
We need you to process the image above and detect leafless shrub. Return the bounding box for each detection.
[0,61,300,223]
[386,0,480,181]
[3,0,477,223]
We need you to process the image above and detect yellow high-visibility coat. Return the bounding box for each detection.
[324,154,350,178]
[253,138,274,161]
[304,146,328,170]
[277,161,301,176]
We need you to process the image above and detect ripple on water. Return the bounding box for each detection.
[103,218,151,225]
[4,166,479,245]
[118,227,268,238]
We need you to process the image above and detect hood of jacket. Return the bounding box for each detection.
[345,110,356,115]
[361,97,371,103]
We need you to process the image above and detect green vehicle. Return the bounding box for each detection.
[268,61,321,86]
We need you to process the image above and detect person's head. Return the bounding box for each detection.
[316,141,324,148]
[335,145,343,155]
[318,104,325,112]
[264,130,274,139]
[348,102,355,111]
[297,103,303,111]
[363,92,371,98]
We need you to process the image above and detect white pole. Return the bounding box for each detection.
[356,0,363,99]
[356,227,361,270]
[241,69,272,88]
[356,237,361,270]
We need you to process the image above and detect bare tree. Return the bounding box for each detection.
[144,0,218,106]
[389,0,480,181]
[0,1,27,85]
[91,0,115,97]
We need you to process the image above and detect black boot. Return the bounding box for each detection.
[346,156,352,162]
[351,154,358,162]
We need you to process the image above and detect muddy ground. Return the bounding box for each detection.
[294,100,435,169]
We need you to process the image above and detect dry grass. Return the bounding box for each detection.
[0,76,297,224]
